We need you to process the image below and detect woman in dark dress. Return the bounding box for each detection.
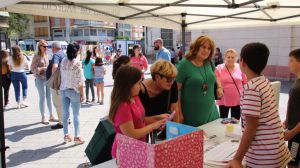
[139,59,182,139]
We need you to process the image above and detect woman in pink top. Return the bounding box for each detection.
[108,66,168,158]
[130,45,148,79]
[215,49,247,120]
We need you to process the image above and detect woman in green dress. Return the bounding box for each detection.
[176,35,223,127]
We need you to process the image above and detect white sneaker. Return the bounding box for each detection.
[21,101,29,107]
[17,102,21,109]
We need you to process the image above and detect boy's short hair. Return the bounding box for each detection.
[240,42,270,75]
[289,48,300,61]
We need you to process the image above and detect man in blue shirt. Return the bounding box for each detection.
[154,38,171,61]
[46,42,66,129]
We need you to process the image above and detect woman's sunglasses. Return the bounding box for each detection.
[41,46,48,49]
[157,73,175,83]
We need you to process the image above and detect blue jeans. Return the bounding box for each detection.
[10,72,28,102]
[35,78,53,117]
[61,89,81,137]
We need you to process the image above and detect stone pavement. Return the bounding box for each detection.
[3,63,293,168]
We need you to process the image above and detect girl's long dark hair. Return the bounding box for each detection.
[95,57,103,66]
[112,56,130,79]
[93,46,98,57]
[85,50,92,65]
[108,66,142,122]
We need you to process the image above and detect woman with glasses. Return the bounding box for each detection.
[176,35,223,127]
[139,59,182,139]
[31,40,57,124]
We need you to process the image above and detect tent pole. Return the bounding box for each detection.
[181,13,187,55]
[0,27,7,168]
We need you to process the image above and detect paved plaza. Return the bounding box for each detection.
[3,64,293,168]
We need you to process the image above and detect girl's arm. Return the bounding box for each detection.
[145,114,170,125]
[228,116,259,167]
[92,63,95,74]
[177,82,184,123]
[170,102,183,123]
[284,122,300,141]
[119,119,166,139]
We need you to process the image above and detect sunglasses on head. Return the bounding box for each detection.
[157,73,175,83]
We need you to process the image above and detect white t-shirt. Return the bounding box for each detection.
[8,56,29,72]
[241,76,291,167]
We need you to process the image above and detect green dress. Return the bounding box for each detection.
[176,58,219,127]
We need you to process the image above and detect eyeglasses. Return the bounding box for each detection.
[157,73,175,83]
[42,46,48,48]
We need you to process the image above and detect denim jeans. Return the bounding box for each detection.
[35,78,53,117]
[85,79,95,101]
[61,89,81,137]
[10,72,28,102]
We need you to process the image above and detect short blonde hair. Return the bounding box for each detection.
[151,59,177,79]
[186,35,215,61]
[224,48,238,61]
[225,48,237,57]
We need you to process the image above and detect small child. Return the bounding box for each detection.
[109,66,168,158]
[284,48,300,168]
[227,42,291,168]
[94,57,105,105]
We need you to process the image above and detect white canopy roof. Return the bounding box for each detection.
[1,0,300,30]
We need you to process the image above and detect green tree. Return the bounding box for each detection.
[5,13,30,39]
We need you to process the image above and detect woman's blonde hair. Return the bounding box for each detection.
[37,39,48,57]
[185,35,215,62]
[224,48,238,62]
[12,45,23,67]
[151,59,177,79]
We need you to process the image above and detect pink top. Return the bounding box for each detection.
[111,96,146,158]
[130,55,148,78]
[215,63,247,106]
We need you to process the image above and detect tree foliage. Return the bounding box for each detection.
[5,13,30,38]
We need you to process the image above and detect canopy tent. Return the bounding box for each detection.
[1,0,300,30]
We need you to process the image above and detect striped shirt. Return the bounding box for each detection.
[241,76,291,168]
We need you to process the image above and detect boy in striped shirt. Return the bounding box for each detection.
[227,43,291,168]
[284,48,300,168]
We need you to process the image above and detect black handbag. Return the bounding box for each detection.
[85,118,116,165]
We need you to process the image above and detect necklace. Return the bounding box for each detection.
[197,64,208,96]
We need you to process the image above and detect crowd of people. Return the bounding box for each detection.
[2,34,300,167]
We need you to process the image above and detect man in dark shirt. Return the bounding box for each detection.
[46,42,66,129]
[284,48,300,167]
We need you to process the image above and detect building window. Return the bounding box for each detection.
[84,29,90,36]
[107,29,114,36]
[35,27,49,37]
[71,29,83,36]
[53,29,64,37]
[54,18,60,27]
[98,29,106,36]
[124,24,131,29]
[125,31,131,38]
[135,32,139,38]
[34,16,48,23]
[91,29,97,36]
[118,31,124,36]
[161,28,173,49]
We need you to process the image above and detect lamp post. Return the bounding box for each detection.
[181,13,187,55]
